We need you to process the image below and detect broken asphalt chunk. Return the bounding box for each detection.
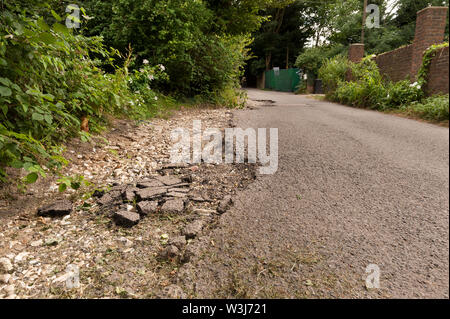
[136,187,167,201]
[160,199,185,214]
[154,175,183,186]
[136,201,159,215]
[37,199,72,217]
[183,220,205,239]
[113,211,140,227]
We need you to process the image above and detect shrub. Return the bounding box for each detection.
[83,0,251,100]
[318,55,349,95]
[383,80,424,110]
[402,95,449,122]
[189,34,252,103]
[0,9,163,183]
[321,56,426,111]
[328,58,387,109]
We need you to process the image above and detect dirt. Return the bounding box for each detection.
[0,107,257,299]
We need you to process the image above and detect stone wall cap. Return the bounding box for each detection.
[417,6,449,16]
[374,44,413,58]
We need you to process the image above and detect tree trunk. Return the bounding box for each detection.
[286,46,289,69]
[265,53,272,71]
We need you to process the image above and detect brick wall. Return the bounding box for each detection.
[426,46,449,95]
[374,45,414,82]
[348,44,365,63]
[349,7,449,96]
[410,7,448,80]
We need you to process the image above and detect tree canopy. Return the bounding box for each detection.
[293,0,449,77]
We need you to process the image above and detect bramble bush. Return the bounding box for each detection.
[0,8,165,184]
[1,0,265,186]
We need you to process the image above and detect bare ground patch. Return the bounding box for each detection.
[0,107,258,299]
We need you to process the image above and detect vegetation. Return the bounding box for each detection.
[246,1,317,78]
[0,6,159,183]
[295,45,346,79]
[402,94,449,122]
[81,0,268,99]
[417,43,450,89]
[294,0,449,78]
[302,0,449,123]
[318,53,449,122]
[0,0,271,185]
[318,55,349,94]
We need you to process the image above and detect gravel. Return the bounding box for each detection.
[183,220,205,239]
[0,107,256,299]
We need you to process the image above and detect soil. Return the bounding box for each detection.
[0,107,257,299]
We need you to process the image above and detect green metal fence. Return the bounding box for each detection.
[264,68,301,92]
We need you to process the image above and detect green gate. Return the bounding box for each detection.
[264,68,301,92]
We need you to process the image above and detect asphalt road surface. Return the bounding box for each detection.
[181,89,449,299]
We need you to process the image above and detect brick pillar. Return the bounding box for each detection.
[410,6,448,80]
[348,44,365,63]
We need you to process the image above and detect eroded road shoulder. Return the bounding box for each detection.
[0,108,257,299]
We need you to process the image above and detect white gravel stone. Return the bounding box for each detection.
[0,274,11,284]
[0,258,13,274]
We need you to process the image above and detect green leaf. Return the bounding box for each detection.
[24,163,38,172]
[0,77,11,86]
[11,160,23,169]
[12,22,24,35]
[70,182,81,190]
[37,18,50,31]
[25,172,38,184]
[0,86,12,97]
[39,33,57,45]
[58,183,67,192]
[42,93,54,101]
[25,88,40,96]
[67,15,81,24]
[44,114,53,124]
[11,83,20,92]
[51,10,62,22]
[1,104,7,116]
[52,23,68,36]
[16,95,28,112]
[32,113,44,121]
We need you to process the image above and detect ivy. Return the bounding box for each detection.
[417,42,449,87]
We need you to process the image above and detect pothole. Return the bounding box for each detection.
[254,99,277,107]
